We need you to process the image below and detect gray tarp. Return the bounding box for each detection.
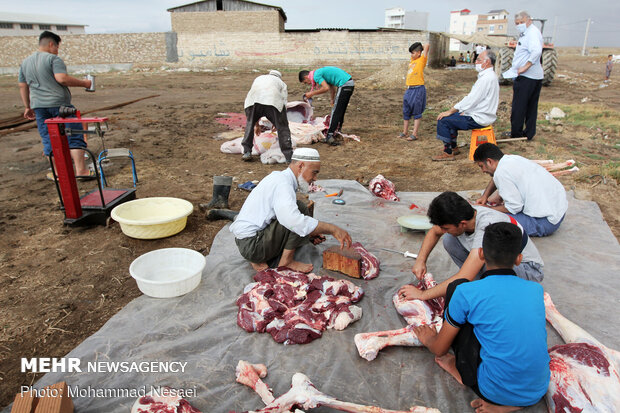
[5,180,619,413]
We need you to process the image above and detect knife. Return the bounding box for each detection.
[380,248,418,259]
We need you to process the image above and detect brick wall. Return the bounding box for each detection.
[1,33,167,68]
[171,11,283,33]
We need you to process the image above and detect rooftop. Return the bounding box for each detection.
[0,12,85,26]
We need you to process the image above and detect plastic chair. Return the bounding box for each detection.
[468,125,496,160]
[97,148,138,188]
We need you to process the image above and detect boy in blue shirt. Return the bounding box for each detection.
[299,67,354,146]
[413,222,550,412]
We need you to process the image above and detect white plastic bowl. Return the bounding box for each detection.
[129,248,206,298]
[111,197,193,239]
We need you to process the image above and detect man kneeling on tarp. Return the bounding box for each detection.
[413,222,550,413]
[230,147,352,273]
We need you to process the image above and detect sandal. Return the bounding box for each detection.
[397,132,406,138]
[406,134,417,141]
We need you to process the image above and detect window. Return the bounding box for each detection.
[20,23,33,29]
[489,24,495,33]
[478,27,483,32]
[0,22,13,29]
[56,25,67,31]
[498,25,503,30]
[39,24,51,30]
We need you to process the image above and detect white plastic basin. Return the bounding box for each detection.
[129,248,206,298]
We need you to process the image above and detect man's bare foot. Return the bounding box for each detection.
[470,398,521,413]
[281,260,313,273]
[434,354,463,385]
[250,262,269,271]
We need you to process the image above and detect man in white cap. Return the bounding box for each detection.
[242,70,293,163]
[230,147,352,273]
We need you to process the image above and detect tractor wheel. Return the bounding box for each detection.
[542,49,558,86]
[496,47,514,85]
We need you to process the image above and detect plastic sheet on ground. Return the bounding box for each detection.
[7,180,619,413]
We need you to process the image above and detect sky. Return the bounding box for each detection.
[1,0,618,47]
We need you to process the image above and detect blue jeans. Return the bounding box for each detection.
[442,234,544,282]
[34,106,86,156]
[507,213,564,237]
[436,112,482,148]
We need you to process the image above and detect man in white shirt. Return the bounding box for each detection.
[432,50,499,161]
[473,143,567,237]
[242,70,293,163]
[505,11,544,140]
[230,148,352,273]
[399,191,544,302]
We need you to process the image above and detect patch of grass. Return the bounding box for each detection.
[584,153,606,160]
[539,102,620,133]
[602,161,620,182]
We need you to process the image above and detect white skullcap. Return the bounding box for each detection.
[291,147,320,162]
[269,70,282,78]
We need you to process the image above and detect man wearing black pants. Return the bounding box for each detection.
[504,11,544,140]
[242,70,293,163]
[299,67,354,146]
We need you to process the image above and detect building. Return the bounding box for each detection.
[0,12,86,36]
[448,9,478,51]
[167,0,287,33]
[476,9,509,35]
[384,7,428,30]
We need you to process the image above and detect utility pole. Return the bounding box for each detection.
[581,18,591,56]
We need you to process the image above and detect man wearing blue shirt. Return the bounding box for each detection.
[414,222,550,412]
[299,67,354,146]
[505,11,544,140]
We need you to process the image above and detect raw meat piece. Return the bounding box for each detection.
[355,274,444,361]
[350,242,380,280]
[237,268,364,344]
[236,364,440,413]
[544,293,620,412]
[322,246,363,278]
[131,388,201,413]
[368,174,400,202]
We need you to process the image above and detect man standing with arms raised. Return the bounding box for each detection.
[230,148,352,273]
[503,11,544,141]
[19,31,93,180]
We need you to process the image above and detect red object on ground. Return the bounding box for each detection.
[368,174,400,202]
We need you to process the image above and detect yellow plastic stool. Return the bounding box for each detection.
[468,125,496,160]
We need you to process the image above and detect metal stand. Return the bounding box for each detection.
[46,113,136,226]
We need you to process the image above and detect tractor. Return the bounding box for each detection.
[495,18,558,86]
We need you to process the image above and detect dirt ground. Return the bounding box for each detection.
[1,49,619,407]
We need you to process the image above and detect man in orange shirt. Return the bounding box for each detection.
[400,42,430,141]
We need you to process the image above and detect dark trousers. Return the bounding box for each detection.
[235,200,310,265]
[510,76,542,140]
[327,83,354,137]
[436,113,482,154]
[243,103,293,162]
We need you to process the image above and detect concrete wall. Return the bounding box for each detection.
[0,24,85,36]
[171,10,283,33]
[1,32,168,68]
[175,30,446,68]
[1,29,448,71]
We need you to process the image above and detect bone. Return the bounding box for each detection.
[249,372,440,413]
[551,166,579,177]
[354,324,442,361]
[236,361,275,405]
